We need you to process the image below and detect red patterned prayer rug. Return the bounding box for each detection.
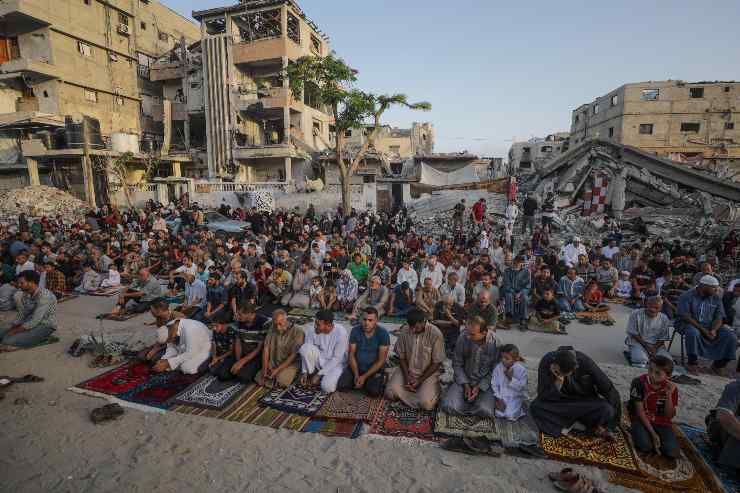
[368,401,438,442]
[116,371,199,409]
[75,361,154,397]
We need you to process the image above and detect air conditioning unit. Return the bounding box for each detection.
[117,24,130,35]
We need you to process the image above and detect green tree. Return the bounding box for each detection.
[287,53,431,213]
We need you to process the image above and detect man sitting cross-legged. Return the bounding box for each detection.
[625,295,672,368]
[152,318,212,375]
[530,347,621,440]
[255,309,304,388]
[209,313,264,384]
[0,270,57,352]
[440,316,498,418]
[385,308,445,410]
[337,307,390,397]
[299,309,349,393]
[110,268,162,316]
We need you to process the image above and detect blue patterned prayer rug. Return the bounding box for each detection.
[679,424,740,493]
[258,384,329,416]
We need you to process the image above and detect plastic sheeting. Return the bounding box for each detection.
[418,162,482,187]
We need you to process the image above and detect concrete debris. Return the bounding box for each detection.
[0,186,92,223]
[406,190,508,237]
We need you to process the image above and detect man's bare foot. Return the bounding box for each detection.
[594,426,616,442]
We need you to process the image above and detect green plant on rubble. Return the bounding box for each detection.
[287,53,431,213]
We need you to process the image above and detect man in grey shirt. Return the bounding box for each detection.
[0,270,57,350]
[0,281,18,311]
[110,268,162,316]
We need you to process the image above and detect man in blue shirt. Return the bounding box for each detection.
[337,306,390,397]
[677,275,737,376]
[201,272,228,323]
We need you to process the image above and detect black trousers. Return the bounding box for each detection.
[530,396,616,437]
[336,366,385,397]
[209,355,261,383]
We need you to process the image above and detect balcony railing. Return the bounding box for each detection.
[194,181,288,193]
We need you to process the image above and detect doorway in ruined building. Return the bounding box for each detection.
[392,184,403,209]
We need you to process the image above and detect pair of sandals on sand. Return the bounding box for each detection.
[548,468,604,493]
[441,436,547,459]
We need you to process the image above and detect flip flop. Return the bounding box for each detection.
[90,403,125,424]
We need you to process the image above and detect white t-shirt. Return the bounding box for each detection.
[603,246,620,259]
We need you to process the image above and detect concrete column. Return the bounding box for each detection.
[247,165,253,184]
[172,161,182,177]
[26,157,40,186]
[81,119,96,208]
[282,55,290,144]
[284,157,292,186]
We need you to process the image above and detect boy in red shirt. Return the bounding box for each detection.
[628,355,679,461]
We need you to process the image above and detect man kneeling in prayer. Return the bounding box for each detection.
[531,347,621,440]
[255,309,304,389]
[152,318,212,375]
[299,309,349,393]
[337,307,390,397]
[440,316,498,418]
[385,308,445,410]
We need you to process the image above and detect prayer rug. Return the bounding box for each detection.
[26,335,60,349]
[288,308,317,318]
[258,384,329,416]
[539,427,641,474]
[677,424,739,493]
[434,410,499,440]
[528,321,567,335]
[315,391,384,421]
[75,361,154,397]
[168,375,248,411]
[97,312,142,322]
[368,401,438,442]
[116,370,199,409]
[85,287,124,297]
[56,293,79,303]
[302,418,363,438]
[575,311,615,323]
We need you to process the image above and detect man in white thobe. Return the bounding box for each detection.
[560,237,588,268]
[420,255,445,290]
[153,318,212,375]
[299,310,349,393]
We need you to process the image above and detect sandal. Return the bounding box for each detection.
[463,436,502,457]
[548,468,579,483]
[441,437,478,455]
[580,318,595,325]
[90,403,125,424]
[601,319,615,326]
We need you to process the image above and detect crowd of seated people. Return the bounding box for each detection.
[0,199,738,476]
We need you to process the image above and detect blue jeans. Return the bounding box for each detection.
[557,297,584,313]
[630,420,680,459]
[504,290,529,322]
[0,324,55,348]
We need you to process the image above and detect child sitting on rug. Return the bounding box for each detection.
[583,280,609,312]
[531,287,565,334]
[491,344,528,420]
[100,264,121,289]
[615,271,632,300]
[628,355,680,462]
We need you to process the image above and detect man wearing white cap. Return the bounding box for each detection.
[152,318,212,375]
[560,237,587,268]
[677,275,737,376]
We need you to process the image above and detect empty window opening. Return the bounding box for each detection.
[689,87,704,98]
[639,124,654,135]
[641,89,659,101]
[681,122,701,133]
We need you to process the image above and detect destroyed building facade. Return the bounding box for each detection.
[508,132,570,175]
[0,0,201,203]
[570,80,740,172]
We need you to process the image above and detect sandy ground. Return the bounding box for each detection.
[0,296,733,493]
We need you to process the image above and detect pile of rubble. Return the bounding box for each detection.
[407,190,508,237]
[0,186,91,223]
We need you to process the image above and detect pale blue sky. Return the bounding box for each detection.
[167,0,740,157]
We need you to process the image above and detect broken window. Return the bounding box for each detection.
[522,147,531,154]
[680,122,700,133]
[204,18,226,35]
[236,9,282,43]
[641,89,659,101]
[84,89,97,103]
[610,95,618,107]
[345,129,352,137]
[540,146,553,153]
[118,13,128,26]
[726,122,735,130]
[140,21,147,30]
[689,87,704,98]
[312,120,322,136]
[115,96,124,106]
[593,104,600,115]
[310,35,322,55]
[639,124,653,135]
[78,41,92,57]
[304,82,323,111]
[608,127,614,138]
[725,86,731,93]
[158,31,168,41]
[574,114,580,124]
[287,12,300,44]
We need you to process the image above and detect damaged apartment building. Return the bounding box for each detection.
[508,132,570,175]
[0,0,200,206]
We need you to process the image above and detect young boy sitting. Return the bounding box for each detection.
[532,287,565,333]
[628,355,680,462]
